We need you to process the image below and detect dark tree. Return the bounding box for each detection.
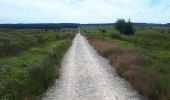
[115,19,125,34]
[123,19,134,35]
[101,29,106,33]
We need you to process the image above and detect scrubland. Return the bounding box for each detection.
[82,26,170,100]
[0,29,75,100]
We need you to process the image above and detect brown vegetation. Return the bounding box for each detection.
[88,37,162,99]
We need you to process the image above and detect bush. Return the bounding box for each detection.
[168,29,170,34]
[101,29,106,33]
[110,33,121,39]
[161,30,165,33]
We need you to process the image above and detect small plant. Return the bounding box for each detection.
[110,33,120,39]
[168,29,170,34]
[161,30,165,33]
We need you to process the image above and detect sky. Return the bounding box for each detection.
[0,0,170,24]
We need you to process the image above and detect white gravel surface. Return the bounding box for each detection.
[42,33,146,100]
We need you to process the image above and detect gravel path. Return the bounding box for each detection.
[42,33,145,100]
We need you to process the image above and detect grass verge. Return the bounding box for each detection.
[0,39,71,100]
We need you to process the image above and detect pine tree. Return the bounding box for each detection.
[123,19,134,35]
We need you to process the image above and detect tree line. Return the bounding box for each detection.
[0,23,79,29]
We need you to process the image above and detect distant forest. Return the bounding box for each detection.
[0,23,80,29]
[0,23,169,29]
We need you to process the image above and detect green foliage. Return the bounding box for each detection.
[123,20,134,35]
[161,30,165,33]
[115,19,125,34]
[115,19,134,35]
[0,29,74,100]
[0,29,75,58]
[101,29,106,33]
[82,25,170,99]
[168,28,170,34]
[0,40,71,100]
[127,33,170,51]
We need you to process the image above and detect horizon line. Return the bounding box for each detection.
[0,22,169,24]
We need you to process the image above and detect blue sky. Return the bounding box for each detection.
[0,0,170,24]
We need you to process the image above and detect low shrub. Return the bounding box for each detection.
[0,40,71,100]
[88,37,170,100]
[0,29,75,58]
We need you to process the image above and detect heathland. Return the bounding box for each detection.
[0,29,75,100]
[82,25,170,100]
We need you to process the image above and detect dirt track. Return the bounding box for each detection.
[42,33,144,100]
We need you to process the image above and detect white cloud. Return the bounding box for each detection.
[0,0,169,23]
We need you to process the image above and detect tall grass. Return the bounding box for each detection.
[0,39,71,100]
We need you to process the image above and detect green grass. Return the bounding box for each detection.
[0,29,75,100]
[0,39,71,100]
[82,26,170,99]
[0,29,75,58]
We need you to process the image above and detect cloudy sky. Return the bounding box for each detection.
[0,0,170,24]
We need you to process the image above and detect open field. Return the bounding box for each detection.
[0,0,169,99]
[0,29,75,58]
[0,29,75,100]
[0,25,170,100]
[82,25,170,100]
